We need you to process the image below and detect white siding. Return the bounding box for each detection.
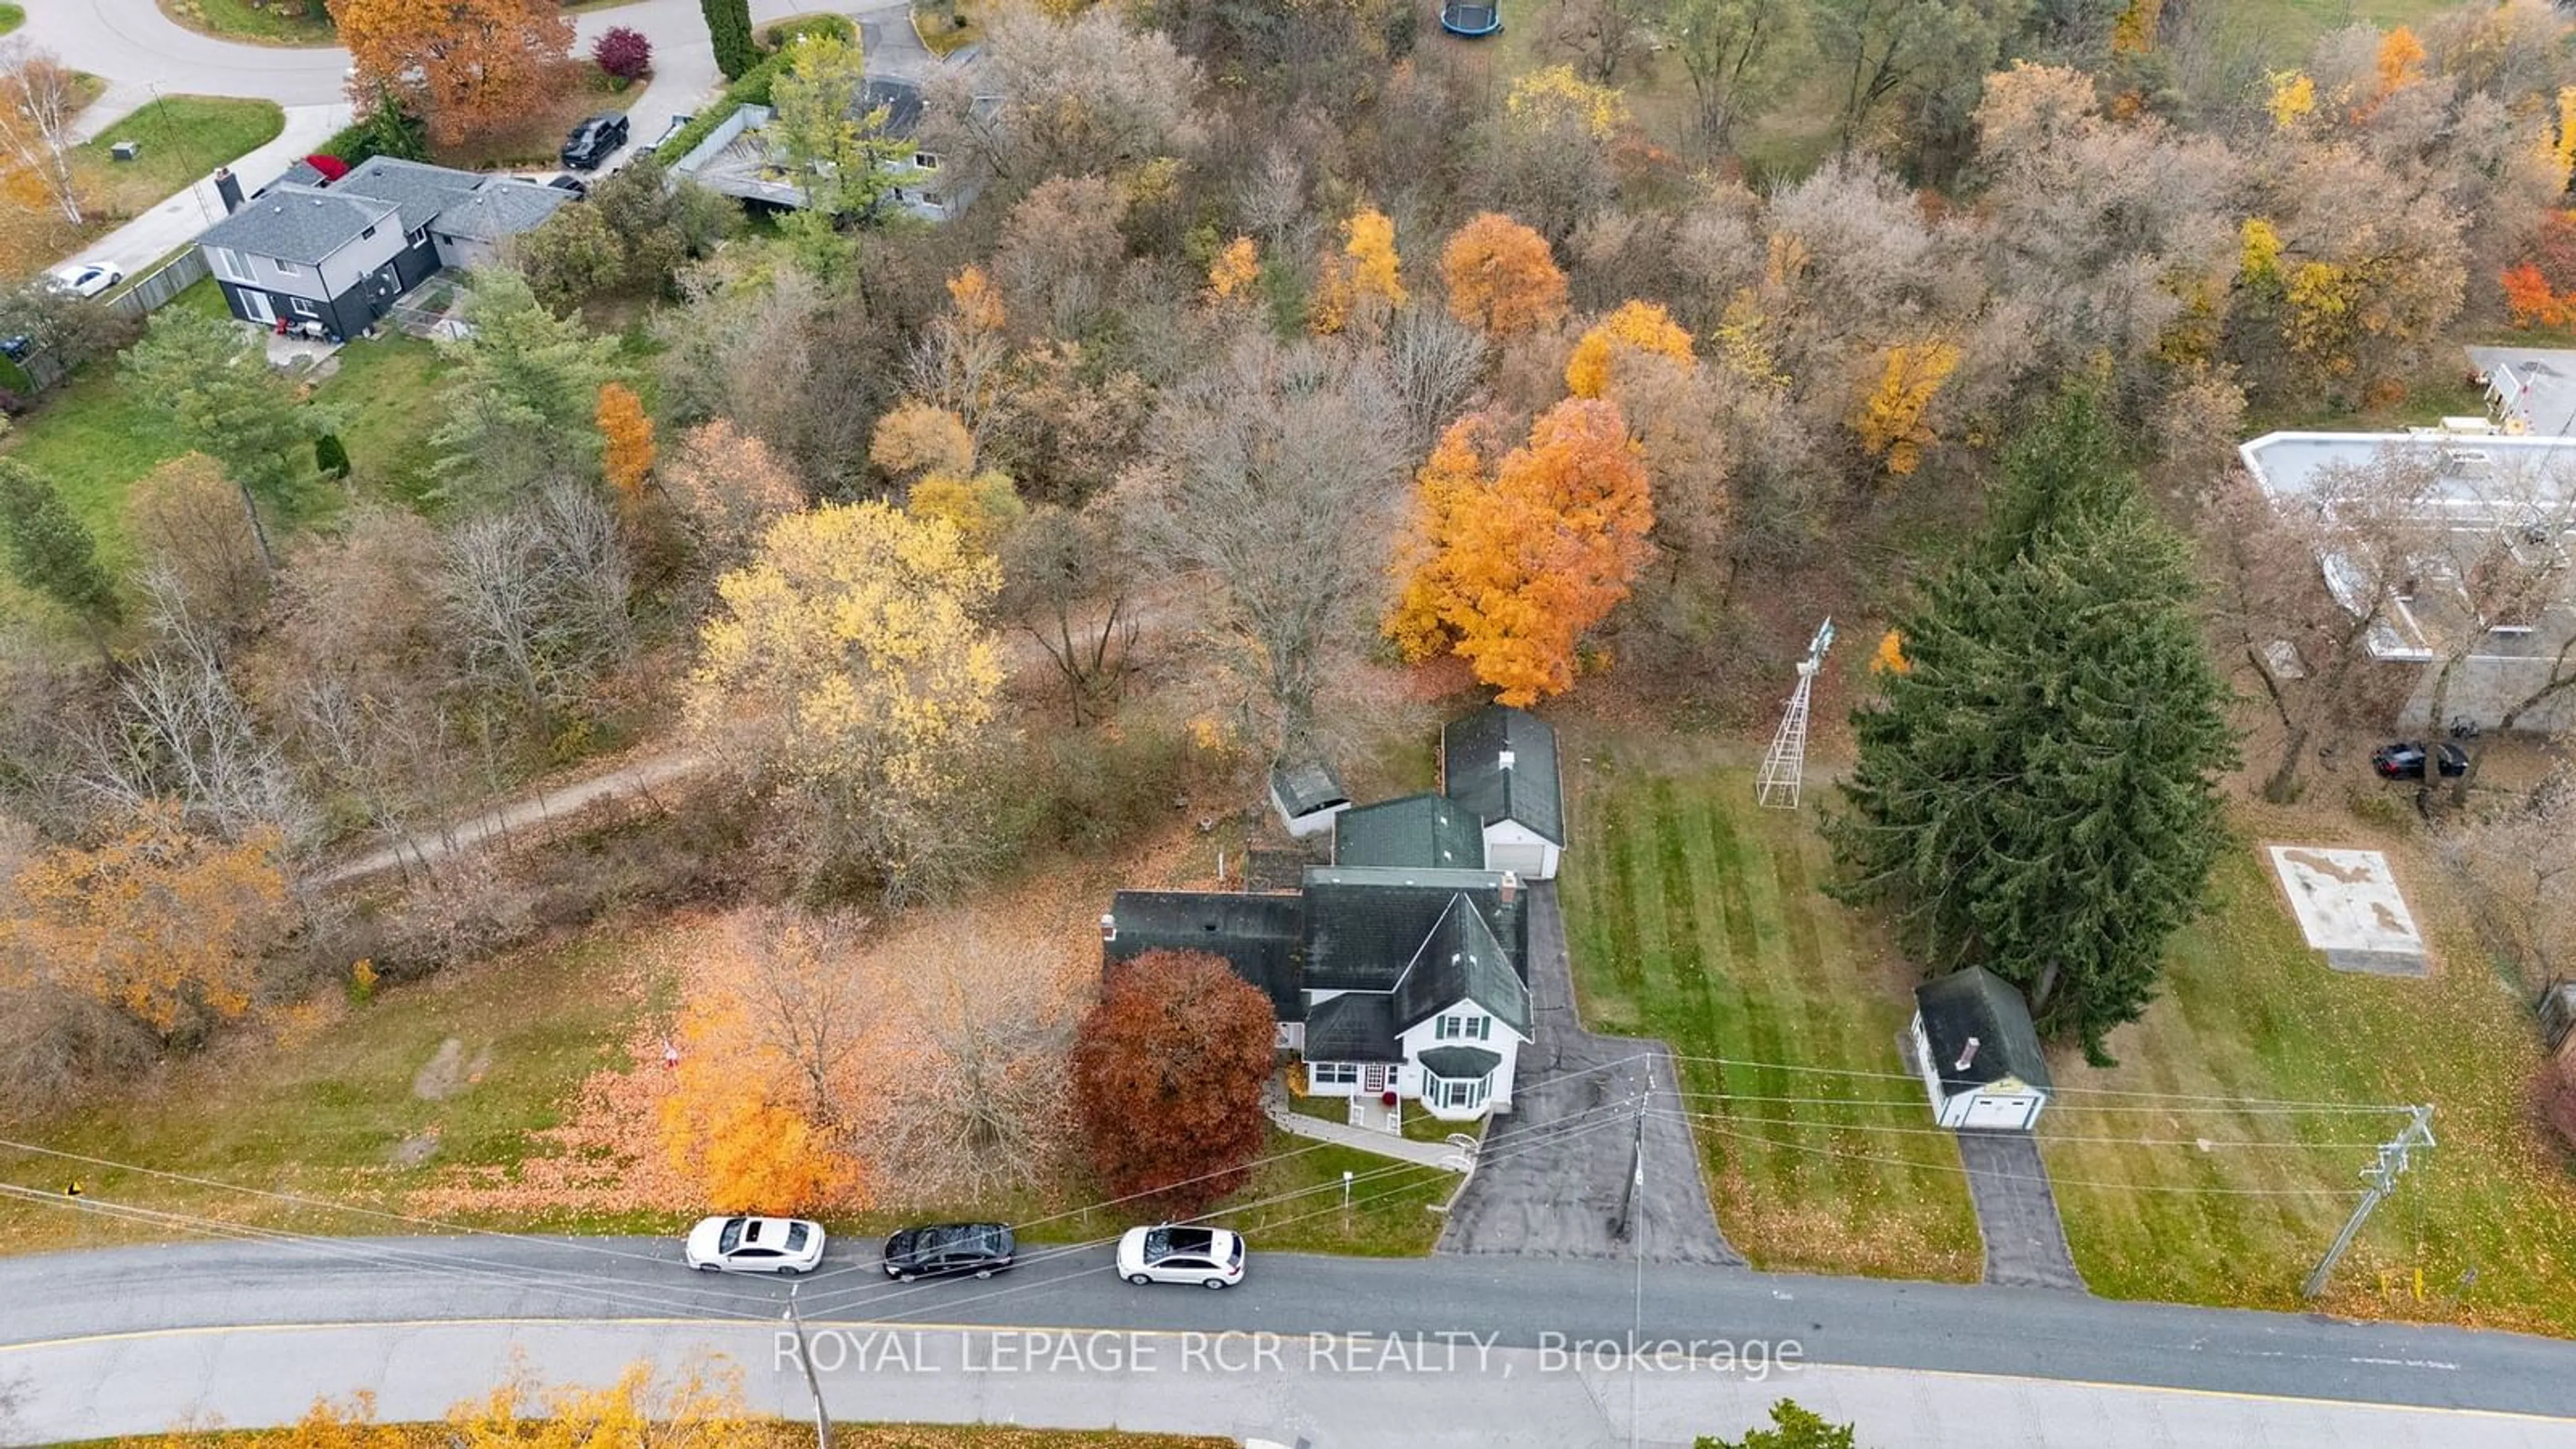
[1483,820,1560,880]
[1395,1003,1525,1117]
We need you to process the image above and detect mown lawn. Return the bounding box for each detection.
[1559,739,1984,1282]
[73,97,284,223]
[0,928,669,1256]
[0,280,447,571]
[154,0,335,46]
[2043,831,2576,1336]
[1557,726,2576,1332]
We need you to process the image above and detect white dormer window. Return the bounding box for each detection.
[1436,1014,1488,1041]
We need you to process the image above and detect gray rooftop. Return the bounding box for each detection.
[1442,705,1564,846]
[335,156,484,235]
[1334,794,1484,871]
[432,178,573,241]
[197,185,397,266]
[1915,965,2051,1096]
[2470,346,2576,437]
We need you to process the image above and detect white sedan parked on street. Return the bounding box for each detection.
[50,263,123,300]
[1116,1224,1244,1289]
[684,1214,826,1275]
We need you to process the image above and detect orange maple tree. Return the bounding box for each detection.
[331,0,574,146]
[1386,398,1655,704]
[1440,213,1570,337]
[1,804,289,1038]
[657,991,866,1215]
[1564,299,1695,400]
[595,383,655,508]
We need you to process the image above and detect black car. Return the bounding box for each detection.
[560,113,629,171]
[882,1222,1016,1281]
[2371,741,2468,780]
[546,172,590,198]
[1,334,30,362]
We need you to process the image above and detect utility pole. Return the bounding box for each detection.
[2303,1105,2436,1299]
[784,1281,833,1448]
[1626,1093,1645,1449]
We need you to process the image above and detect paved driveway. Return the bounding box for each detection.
[1955,1130,2085,1290]
[1436,882,1741,1263]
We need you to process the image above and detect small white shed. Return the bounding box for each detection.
[1911,966,2052,1132]
[1268,760,1352,839]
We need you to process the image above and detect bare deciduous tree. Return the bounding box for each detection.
[441,486,634,717]
[83,569,315,847]
[922,7,1204,187]
[2440,765,2576,1001]
[0,44,89,225]
[1122,329,1405,761]
[1002,503,1137,727]
[1381,304,1491,460]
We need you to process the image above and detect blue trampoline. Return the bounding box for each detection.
[1440,0,1501,36]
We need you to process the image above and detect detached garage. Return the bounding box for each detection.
[1440,705,1564,880]
[1911,966,2052,1132]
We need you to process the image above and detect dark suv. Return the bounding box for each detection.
[2371,741,2467,780]
[881,1222,1016,1281]
[560,113,629,171]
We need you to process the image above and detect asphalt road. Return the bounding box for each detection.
[3,1235,2574,1422]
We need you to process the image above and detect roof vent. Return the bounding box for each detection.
[1953,1036,1981,1072]
[1099,912,1116,943]
[1499,749,1516,771]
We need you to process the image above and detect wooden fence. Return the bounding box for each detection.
[108,248,210,320]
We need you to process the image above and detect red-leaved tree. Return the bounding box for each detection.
[1071,949,1275,1214]
[593,26,653,83]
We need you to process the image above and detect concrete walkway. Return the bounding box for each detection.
[1263,1082,1472,1170]
[1438,882,1742,1264]
[1956,1130,2086,1291]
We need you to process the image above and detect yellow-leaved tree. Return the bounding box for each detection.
[1,804,289,1038]
[1440,213,1570,337]
[1344,205,1405,309]
[446,1357,751,1448]
[1848,339,1962,478]
[868,400,978,482]
[1387,399,1654,704]
[1208,234,1261,301]
[595,382,655,513]
[684,502,1003,901]
[1564,299,1695,400]
[871,400,1025,555]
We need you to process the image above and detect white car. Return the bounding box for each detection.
[684,1214,826,1275]
[50,264,123,300]
[1116,1224,1244,1289]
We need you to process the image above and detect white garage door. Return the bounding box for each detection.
[1963,1095,2037,1130]
[1487,842,1548,877]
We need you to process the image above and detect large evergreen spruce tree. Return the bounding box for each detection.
[702,0,755,79]
[1829,393,2237,1064]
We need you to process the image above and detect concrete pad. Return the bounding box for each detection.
[2265,846,2429,977]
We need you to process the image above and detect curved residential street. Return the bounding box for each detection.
[3,1236,2575,1444]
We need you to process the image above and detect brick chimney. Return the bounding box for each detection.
[213,166,244,215]
[1953,1036,1981,1072]
[1099,912,1116,944]
[1499,870,1520,905]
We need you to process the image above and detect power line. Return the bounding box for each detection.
[1642,1110,2367,1199]
[1656,1051,2418,1113]
[1656,1108,2396,1150]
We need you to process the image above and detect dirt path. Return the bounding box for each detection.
[314,749,712,888]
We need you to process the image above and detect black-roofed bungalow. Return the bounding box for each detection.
[1910,965,2052,1131]
[1440,704,1565,879]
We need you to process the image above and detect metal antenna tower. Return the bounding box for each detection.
[2303,1104,2436,1299]
[1756,618,1834,810]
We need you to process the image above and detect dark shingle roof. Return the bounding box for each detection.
[1299,868,1527,994]
[1391,896,1529,1036]
[1334,794,1484,871]
[1303,992,1401,1062]
[1269,760,1350,819]
[1915,966,2052,1095]
[1105,891,1303,1020]
[431,178,572,241]
[859,78,925,140]
[334,156,484,235]
[1417,1044,1501,1079]
[197,185,396,266]
[1442,704,1564,846]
